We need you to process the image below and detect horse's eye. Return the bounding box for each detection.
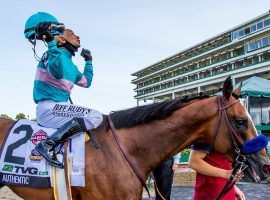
[236,119,247,127]
[237,120,245,125]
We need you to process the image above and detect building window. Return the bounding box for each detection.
[232,30,239,40]
[264,18,270,27]
[239,29,245,37]
[257,21,263,29]
[244,44,249,52]
[262,36,270,47]
[251,41,256,51]
[244,27,251,35]
[250,23,257,32]
[255,40,262,49]
[231,18,269,42]
[246,36,270,53]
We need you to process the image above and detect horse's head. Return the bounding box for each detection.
[211,76,270,183]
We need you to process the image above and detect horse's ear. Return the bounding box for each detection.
[222,76,233,100]
[233,81,242,97]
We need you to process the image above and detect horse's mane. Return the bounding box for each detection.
[104,94,209,129]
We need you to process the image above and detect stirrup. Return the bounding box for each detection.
[45,152,64,169]
[35,143,64,169]
[48,160,64,169]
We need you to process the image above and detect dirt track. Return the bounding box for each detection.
[2,183,270,200]
[0,186,22,200]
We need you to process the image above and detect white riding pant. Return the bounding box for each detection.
[36,101,103,130]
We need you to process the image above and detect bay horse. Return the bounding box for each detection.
[0,77,269,200]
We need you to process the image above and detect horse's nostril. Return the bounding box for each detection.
[263,165,270,174]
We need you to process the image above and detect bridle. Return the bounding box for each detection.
[108,114,154,199]
[211,95,243,149]
[107,97,206,199]
[212,95,249,200]
[108,95,249,200]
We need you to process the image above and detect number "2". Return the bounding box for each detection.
[4,125,33,165]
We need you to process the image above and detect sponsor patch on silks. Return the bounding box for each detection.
[2,165,13,172]
[29,149,43,163]
[30,130,49,145]
[0,119,86,188]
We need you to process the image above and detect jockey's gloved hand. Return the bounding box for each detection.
[80,48,92,61]
[35,22,54,42]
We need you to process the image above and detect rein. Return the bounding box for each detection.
[108,95,247,199]
[107,99,200,199]
[211,95,248,200]
[108,115,153,200]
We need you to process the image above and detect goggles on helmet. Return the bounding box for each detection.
[50,23,65,34]
[24,22,65,39]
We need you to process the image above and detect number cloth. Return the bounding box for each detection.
[0,119,86,188]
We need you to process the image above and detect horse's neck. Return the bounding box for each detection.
[0,118,15,148]
[121,97,217,177]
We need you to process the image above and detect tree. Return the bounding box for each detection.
[0,114,13,120]
[15,113,28,120]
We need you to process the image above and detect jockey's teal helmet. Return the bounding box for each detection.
[24,12,60,40]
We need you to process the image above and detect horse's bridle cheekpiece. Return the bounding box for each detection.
[212,95,251,200]
[108,95,263,200]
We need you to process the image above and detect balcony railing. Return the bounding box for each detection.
[134,55,270,98]
[135,38,231,79]
[135,51,245,90]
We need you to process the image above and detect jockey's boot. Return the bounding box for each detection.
[35,118,87,168]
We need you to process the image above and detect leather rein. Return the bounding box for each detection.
[107,99,199,199]
[211,95,248,200]
[108,114,153,199]
[108,95,247,200]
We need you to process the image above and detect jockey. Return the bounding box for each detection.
[24,12,103,168]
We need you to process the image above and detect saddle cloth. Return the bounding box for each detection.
[0,119,85,188]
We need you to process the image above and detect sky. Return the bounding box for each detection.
[0,0,270,119]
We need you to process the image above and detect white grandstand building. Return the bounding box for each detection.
[132,11,270,105]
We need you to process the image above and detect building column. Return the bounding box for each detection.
[232,77,235,85]
[137,99,140,107]
[172,92,175,99]
[231,63,235,70]
[153,97,155,103]
[198,86,201,94]
[231,50,234,58]
[259,55,262,62]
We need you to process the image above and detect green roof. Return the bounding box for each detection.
[235,76,270,98]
